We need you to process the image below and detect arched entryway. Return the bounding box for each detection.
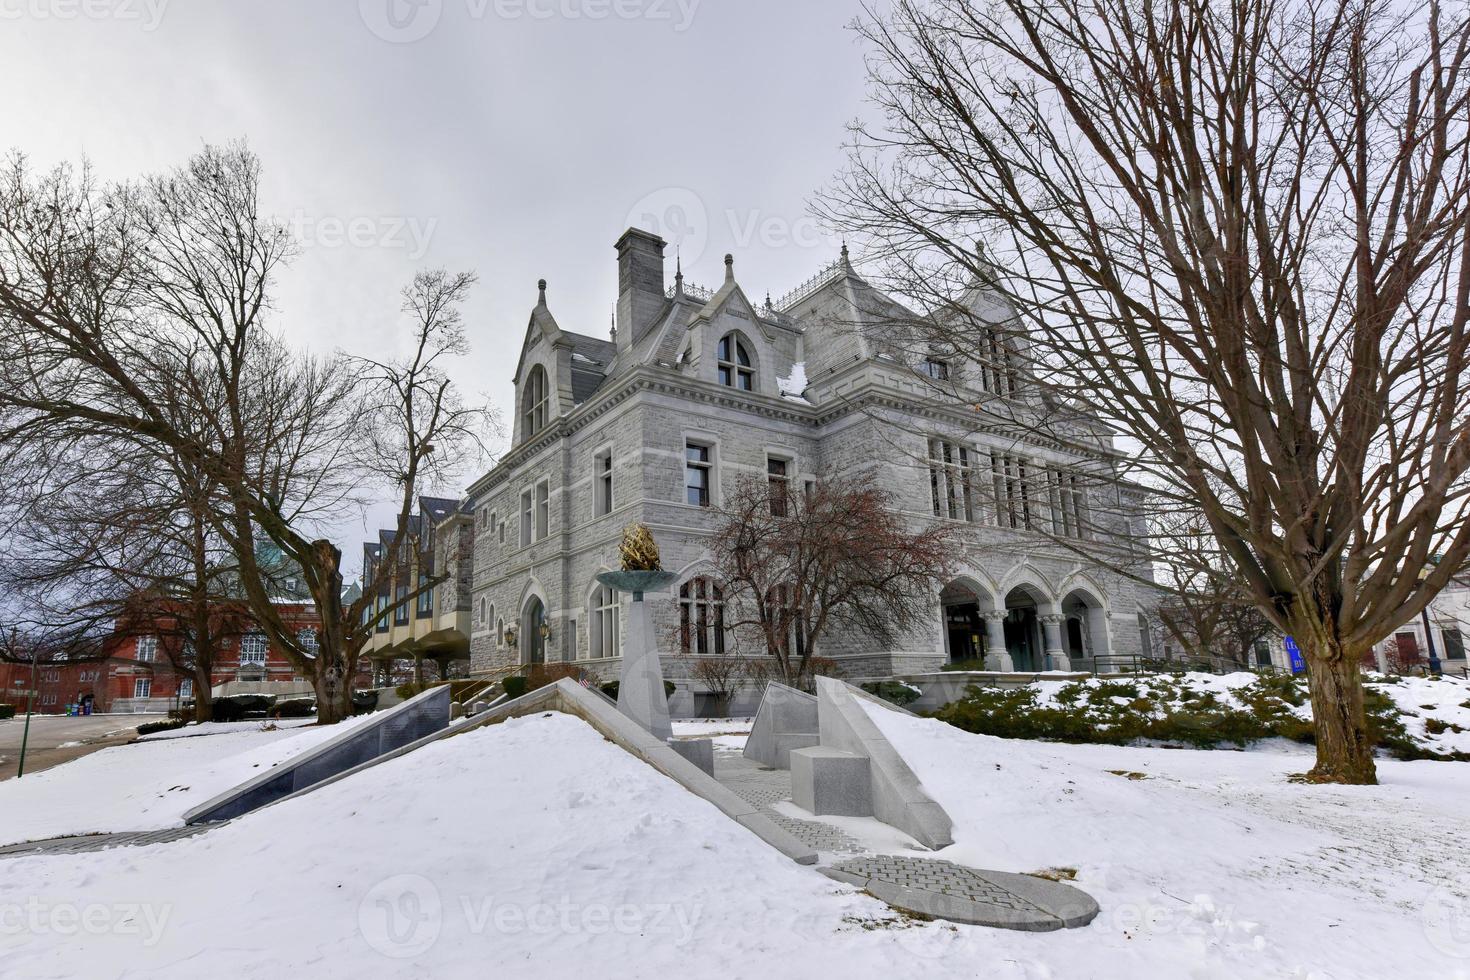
[1003,585,1047,671]
[1062,588,1108,666]
[940,580,985,664]
[522,596,547,665]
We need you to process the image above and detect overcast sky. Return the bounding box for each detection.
[2,0,876,574]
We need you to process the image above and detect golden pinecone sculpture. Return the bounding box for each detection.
[619,523,662,571]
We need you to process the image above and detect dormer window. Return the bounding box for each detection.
[717,334,753,390]
[523,365,549,437]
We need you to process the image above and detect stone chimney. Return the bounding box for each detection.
[614,227,667,350]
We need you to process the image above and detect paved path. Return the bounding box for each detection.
[0,714,161,781]
[713,751,863,855]
[0,826,211,858]
[711,742,1098,931]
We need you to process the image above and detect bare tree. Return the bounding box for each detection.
[820,0,1470,783]
[0,143,493,724]
[704,472,957,687]
[0,429,252,720]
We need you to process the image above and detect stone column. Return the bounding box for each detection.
[618,593,673,742]
[1041,614,1070,671]
[982,611,1014,672]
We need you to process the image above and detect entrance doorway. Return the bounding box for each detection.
[524,597,546,665]
[1003,587,1043,670]
[940,582,983,664]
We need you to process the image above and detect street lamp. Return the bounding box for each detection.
[16,642,38,779]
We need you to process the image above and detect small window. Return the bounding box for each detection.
[179,677,193,699]
[686,443,712,507]
[394,584,409,626]
[569,618,580,661]
[523,365,549,437]
[594,450,614,517]
[767,457,790,517]
[134,678,152,699]
[520,490,533,546]
[717,334,754,390]
[536,481,550,539]
[135,636,157,663]
[1444,628,1466,661]
[297,627,319,654]
[416,571,433,616]
[921,358,949,381]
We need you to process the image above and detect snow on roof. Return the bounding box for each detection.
[777,361,810,403]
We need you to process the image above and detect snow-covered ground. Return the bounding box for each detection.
[862,700,1470,979]
[0,715,375,846]
[2,706,1467,978]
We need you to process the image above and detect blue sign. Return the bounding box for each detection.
[1284,636,1307,674]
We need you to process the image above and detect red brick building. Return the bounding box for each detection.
[0,659,110,715]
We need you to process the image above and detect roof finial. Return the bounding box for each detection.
[537,278,548,307]
[610,304,617,342]
[675,250,684,293]
[724,252,735,283]
[840,240,851,271]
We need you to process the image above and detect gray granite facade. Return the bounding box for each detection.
[464,227,1156,702]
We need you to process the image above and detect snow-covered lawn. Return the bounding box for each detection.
[863,701,1470,979]
[2,706,1467,978]
[0,715,375,847]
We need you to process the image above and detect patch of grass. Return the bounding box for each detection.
[1027,867,1079,881]
[1107,770,1148,780]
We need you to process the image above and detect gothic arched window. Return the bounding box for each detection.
[523,365,549,437]
[716,334,753,391]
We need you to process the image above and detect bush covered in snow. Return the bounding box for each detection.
[933,671,1470,760]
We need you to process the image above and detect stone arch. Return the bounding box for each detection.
[938,572,999,665]
[517,576,549,666]
[998,563,1059,614]
[1059,581,1110,663]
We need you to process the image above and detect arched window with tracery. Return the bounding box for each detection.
[680,577,726,655]
[592,584,621,659]
[716,334,753,391]
[523,365,549,437]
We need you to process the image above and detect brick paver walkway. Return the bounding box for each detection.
[0,825,211,858]
[713,750,863,855]
[711,743,1098,931]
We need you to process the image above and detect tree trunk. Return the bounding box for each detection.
[191,660,213,723]
[313,654,354,725]
[1304,639,1378,784]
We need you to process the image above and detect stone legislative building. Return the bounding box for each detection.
[464,227,1155,709]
